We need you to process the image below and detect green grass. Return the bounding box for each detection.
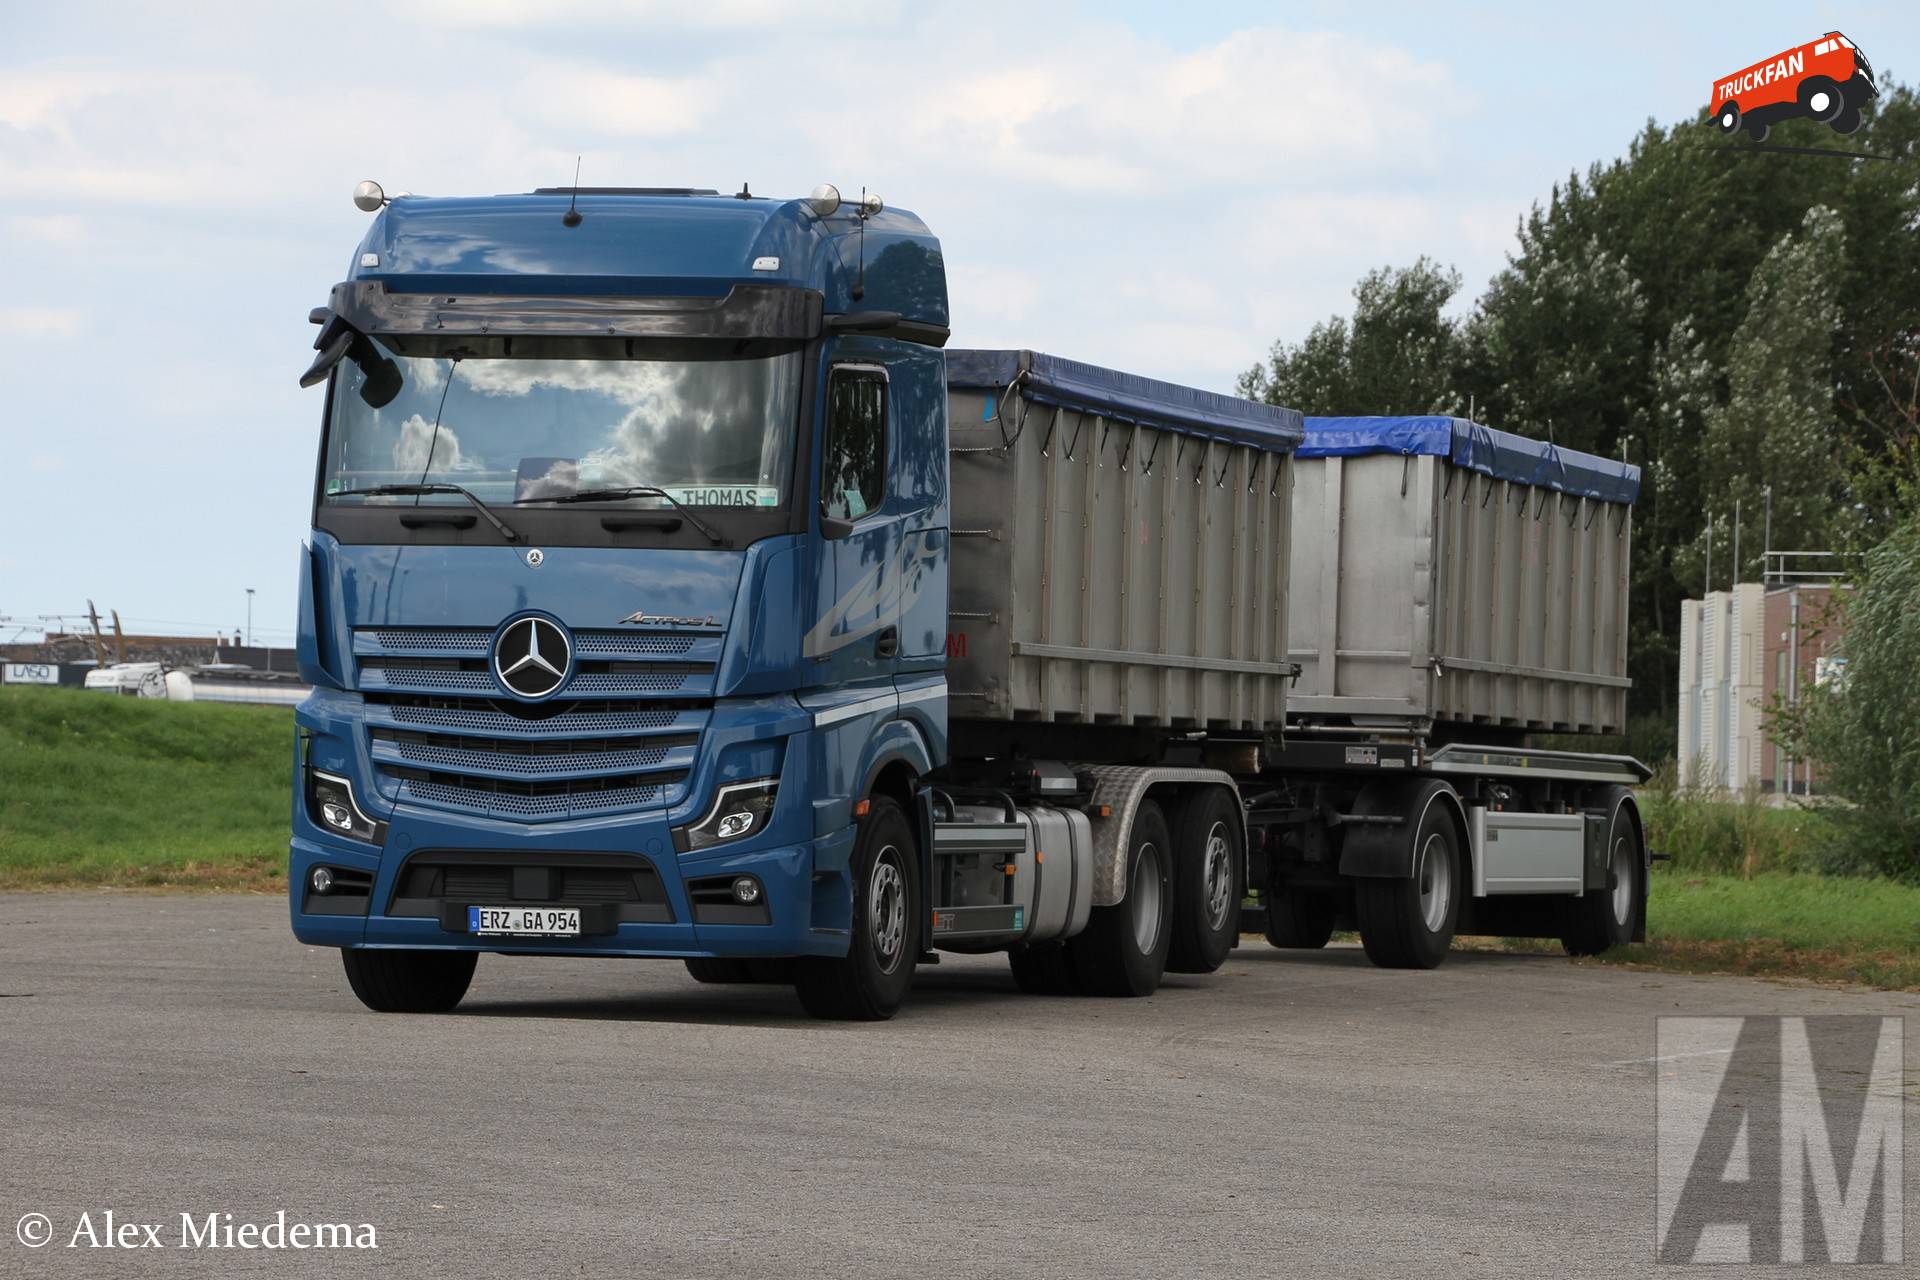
[0,686,292,890]
[1594,870,1920,990]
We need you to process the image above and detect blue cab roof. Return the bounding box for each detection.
[948,349,1303,453]
[346,190,948,328]
[1300,416,1641,504]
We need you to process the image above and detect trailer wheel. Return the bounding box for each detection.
[1559,800,1641,956]
[1070,800,1174,996]
[794,796,918,1020]
[1167,787,1243,974]
[1353,801,1460,969]
[339,948,477,1013]
[1263,887,1338,949]
[1008,943,1081,995]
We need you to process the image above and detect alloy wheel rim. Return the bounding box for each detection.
[1202,823,1234,931]
[1610,834,1634,927]
[869,847,906,974]
[1418,832,1451,933]
[1131,842,1165,954]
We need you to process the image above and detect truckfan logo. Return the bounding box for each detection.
[492,616,572,699]
[1712,32,1877,141]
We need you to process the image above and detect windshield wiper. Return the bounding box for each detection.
[330,484,520,542]
[516,486,724,545]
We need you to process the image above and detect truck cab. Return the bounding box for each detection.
[291,184,953,1017]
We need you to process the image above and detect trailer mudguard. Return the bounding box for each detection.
[1337,779,1467,879]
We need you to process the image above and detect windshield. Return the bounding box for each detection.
[322,337,802,508]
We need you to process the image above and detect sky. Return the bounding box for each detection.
[1,0,1913,647]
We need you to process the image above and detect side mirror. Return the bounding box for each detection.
[820,512,856,540]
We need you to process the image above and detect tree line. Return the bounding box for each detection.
[1239,85,1920,751]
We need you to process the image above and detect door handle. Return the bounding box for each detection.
[875,626,899,659]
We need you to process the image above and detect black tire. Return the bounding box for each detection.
[1167,787,1243,974]
[1745,118,1770,143]
[794,796,918,1020]
[1559,796,1642,957]
[339,948,476,1013]
[1353,797,1460,970]
[1798,76,1844,123]
[1008,942,1081,995]
[1831,103,1863,135]
[1263,887,1338,949]
[684,957,756,984]
[1715,102,1741,135]
[1069,800,1174,996]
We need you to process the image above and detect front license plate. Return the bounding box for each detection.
[468,906,581,936]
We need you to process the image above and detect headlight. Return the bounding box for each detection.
[306,769,388,845]
[672,779,779,853]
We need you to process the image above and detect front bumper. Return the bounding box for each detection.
[289,690,859,959]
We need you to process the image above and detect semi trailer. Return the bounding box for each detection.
[289,182,1648,1019]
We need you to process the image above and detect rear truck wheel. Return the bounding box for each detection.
[794,796,918,1020]
[1831,102,1864,134]
[1353,800,1460,970]
[1799,76,1844,122]
[340,948,477,1013]
[1070,799,1174,996]
[1559,800,1642,957]
[1167,787,1243,974]
[1263,886,1338,949]
[1745,117,1770,143]
[1716,102,1741,135]
[1008,942,1081,995]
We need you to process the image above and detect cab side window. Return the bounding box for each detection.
[822,368,887,522]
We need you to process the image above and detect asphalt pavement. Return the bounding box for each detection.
[1,893,1914,1277]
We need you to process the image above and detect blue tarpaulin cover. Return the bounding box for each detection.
[1299,416,1640,504]
[948,349,1303,453]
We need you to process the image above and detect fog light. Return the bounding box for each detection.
[311,866,334,895]
[732,876,762,905]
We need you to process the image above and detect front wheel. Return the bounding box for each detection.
[1263,886,1338,949]
[340,948,477,1013]
[1353,799,1460,969]
[794,796,918,1020]
[1716,102,1741,135]
[1799,76,1844,122]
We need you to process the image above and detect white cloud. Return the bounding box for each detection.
[0,307,83,337]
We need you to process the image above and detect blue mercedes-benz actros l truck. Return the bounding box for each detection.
[292,181,1650,1019]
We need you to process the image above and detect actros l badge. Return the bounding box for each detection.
[493,616,572,698]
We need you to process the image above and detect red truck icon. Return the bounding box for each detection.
[1713,32,1877,140]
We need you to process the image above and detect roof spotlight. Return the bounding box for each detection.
[856,191,884,217]
[806,183,841,217]
[353,180,387,212]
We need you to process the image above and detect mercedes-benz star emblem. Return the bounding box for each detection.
[493,616,572,699]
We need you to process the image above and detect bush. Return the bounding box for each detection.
[1771,515,1920,882]
[1636,759,1815,876]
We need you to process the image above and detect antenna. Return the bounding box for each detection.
[852,186,869,301]
[562,156,583,227]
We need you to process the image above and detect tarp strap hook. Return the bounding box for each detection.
[1141,432,1162,476]
[1214,445,1232,488]
[1400,453,1411,497]
[1114,424,1134,473]
[1584,501,1598,531]
[1038,406,1062,458]
[1064,411,1087,462]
